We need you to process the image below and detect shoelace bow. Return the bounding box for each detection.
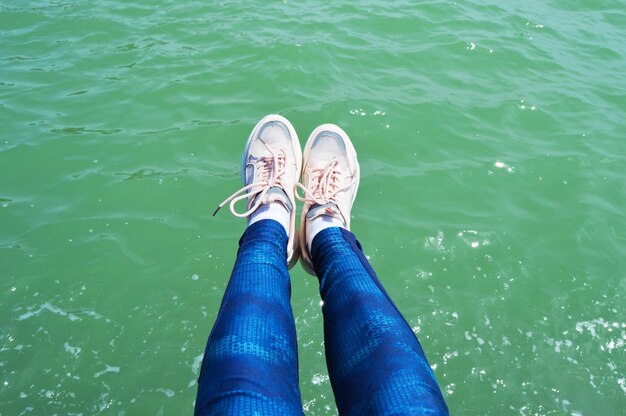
[213,139,288,218]
[296,159,354,210]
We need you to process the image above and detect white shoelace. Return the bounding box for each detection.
[213,139,288,218]
[296,159,355,210]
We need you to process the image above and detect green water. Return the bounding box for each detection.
[1,0,625,414]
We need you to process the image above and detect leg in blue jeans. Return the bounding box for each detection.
[195,220,448,415]
[195,219,303,416]
[199,114,447,415]
[312,227,449,415]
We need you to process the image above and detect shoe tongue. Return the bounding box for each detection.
[306,202,345,224]
[251,186,292,211]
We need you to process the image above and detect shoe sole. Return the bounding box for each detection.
[242,114,302,269]
[300,123,360,276]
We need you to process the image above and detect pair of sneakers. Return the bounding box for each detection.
[213,114,360,275]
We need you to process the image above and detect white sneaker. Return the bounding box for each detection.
[296,124,360,275]
[213,114,302,269]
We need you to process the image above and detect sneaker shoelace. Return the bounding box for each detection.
[295,159,355,212]
[213,139,288,218]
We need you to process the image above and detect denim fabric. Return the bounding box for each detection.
[195,220,448,415]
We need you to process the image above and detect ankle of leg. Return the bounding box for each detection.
[249,202,290,236]
[306,215,344,253]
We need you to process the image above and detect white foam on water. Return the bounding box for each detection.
[191,353,203,374]
[311,373,329,385]
[94,364,120,378]
[64,342,81,358]
[18,302,81,322]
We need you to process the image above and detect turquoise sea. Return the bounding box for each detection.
[1,0,625,414]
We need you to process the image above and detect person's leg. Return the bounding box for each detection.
[312,228,448,415]
[196,114,304,415]
[195,219,303,416]
[297,124,448,415]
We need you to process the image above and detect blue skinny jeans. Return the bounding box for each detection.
[195,219,448,415]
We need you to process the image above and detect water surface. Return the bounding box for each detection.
[1,0,625,414]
